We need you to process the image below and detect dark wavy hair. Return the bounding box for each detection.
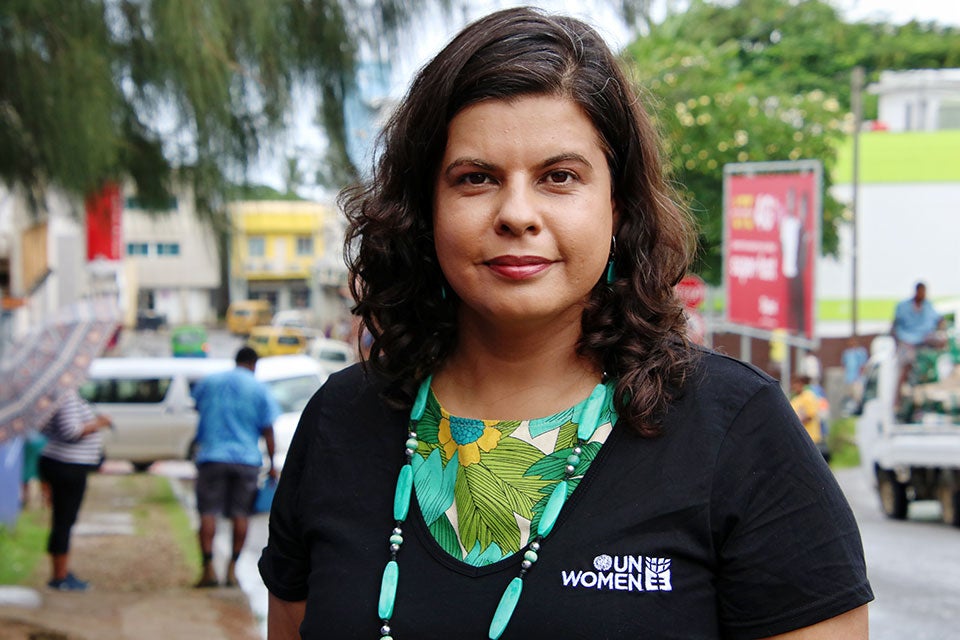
[342,7,697,436]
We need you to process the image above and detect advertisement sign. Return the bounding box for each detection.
[723,161,820,341]
[85,182,123,262]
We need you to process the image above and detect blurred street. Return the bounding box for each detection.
[160,460,269,639]
[0,468,262,640]
[104,329,960,638]
[115,325,245,359]
[4,328,957,639]
[106,327,289,638]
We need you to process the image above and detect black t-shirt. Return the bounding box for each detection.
[259,351,873,639]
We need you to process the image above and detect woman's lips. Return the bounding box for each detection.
[485,256,552,280]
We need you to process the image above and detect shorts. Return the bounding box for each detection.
[195,462,260,518]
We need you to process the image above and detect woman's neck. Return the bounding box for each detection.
[432,315,602,420]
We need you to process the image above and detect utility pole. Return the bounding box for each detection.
[851,66,864,338]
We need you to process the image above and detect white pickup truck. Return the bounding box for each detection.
[856,336,960,527]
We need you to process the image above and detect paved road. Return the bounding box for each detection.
[834,467,960,639]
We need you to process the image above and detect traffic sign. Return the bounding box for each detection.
[676,274,706,309]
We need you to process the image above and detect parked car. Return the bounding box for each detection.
[80,355,326,470]
[247,325,308,357]
[135,310,167,330]
[170,325,209,357]
[307,337,356,371]
[226,300,273,335]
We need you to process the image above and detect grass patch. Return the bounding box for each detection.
[0,507,48,585]
[828,416,860,469]
[161,485,201,569]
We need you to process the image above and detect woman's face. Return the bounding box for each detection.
[433,95,617,330]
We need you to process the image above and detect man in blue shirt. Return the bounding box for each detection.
[891,282,943,403]
[192,346,280,587]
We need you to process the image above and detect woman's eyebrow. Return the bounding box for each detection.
[538,152,593,170]
[442,157,499,177]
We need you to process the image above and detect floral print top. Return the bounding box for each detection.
[410,380,617,566]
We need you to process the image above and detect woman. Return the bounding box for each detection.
[259,8,872,639]
[38,389,112,591]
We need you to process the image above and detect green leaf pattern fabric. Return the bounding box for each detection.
[411,380,617,566]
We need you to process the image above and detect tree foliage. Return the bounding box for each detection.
[625,0,960,284]
[0,0,426,218]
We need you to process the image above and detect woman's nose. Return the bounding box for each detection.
[494,182,541,236]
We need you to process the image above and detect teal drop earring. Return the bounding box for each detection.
[605,236,617,284]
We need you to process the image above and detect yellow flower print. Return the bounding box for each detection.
[438,412,502,467]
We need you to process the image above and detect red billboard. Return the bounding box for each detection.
[723,162,820,341]
[86,182,123,261]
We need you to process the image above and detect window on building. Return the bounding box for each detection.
[156,242,180,256]
[296,236,314,256]
[127,242,150,256]
[249,236,266,257]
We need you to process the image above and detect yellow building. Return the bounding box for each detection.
[229,200,348,329]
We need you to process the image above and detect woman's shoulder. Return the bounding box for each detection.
[304,362,404,424]
[687,345,778,397]
[656,345,790,436]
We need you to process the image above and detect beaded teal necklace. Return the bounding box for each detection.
[376,376,609,640]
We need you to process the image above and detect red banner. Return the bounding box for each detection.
[85,182,123,261]
[724,166,818,340]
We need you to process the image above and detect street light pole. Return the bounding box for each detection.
[851,66,864,338]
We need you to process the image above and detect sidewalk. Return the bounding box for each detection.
[0,470,262,640]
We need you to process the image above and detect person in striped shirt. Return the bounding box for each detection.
[38,389,113,591]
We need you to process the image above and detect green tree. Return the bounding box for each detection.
[0,0,432,214]
[625,0,959,283]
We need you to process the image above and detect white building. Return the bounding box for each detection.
[122,186,220,326]
[871,68,960,132]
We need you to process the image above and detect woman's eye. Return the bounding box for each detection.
[546,170,575,184]
[461,172,490,185]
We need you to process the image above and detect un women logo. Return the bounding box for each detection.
[593,554,613,571]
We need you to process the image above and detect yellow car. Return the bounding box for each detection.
[246,325,308,357]
[226,300,273,335]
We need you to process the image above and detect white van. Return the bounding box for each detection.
[80,355,327,470]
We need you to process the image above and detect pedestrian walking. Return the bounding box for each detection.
[38,390,113,591]
[192,346,280,588]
